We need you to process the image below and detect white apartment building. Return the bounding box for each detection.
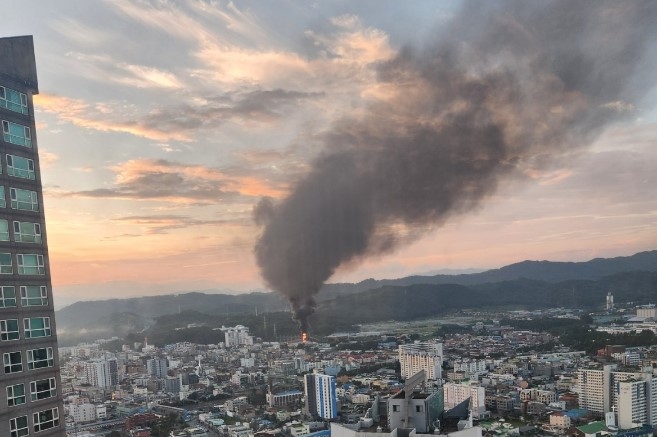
[399,342,443,382]
[304,373,338,419]
[444,382,486,416]
[222,325,254,347]
[68,403,96,424]
[95,404,107,419]
[618,380,648,429]
[549,412,571,430]
[240,357,255,367]
[453,359,487,374]
[519,388,557,404]
[637,305,657,319]
[578,367,610,413]
[146,357,168,378]
[578,365,657,428]
[83,359,118,388]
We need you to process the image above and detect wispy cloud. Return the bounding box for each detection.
[63,52,184,90]
[36,88,320,142]
[113,214,238,234]
[35,93,190,141]
[38,150,59,169]
[62,158,287,203]
[111,0,394,95]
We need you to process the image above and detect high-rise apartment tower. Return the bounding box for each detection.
[399,342,443,382]
[0,36,65,436]
[304,373,337,419]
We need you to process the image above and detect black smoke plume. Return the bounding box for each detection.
[254,1,657,331]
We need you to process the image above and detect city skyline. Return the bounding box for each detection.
[2,1,657,308]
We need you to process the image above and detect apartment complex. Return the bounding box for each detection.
[222,325,254,347]
[304,373,337,419]
[83,359,118,388]
[0,36,65,436]
[578,365,657,428]
[399,342,443,382]
[443,382,486,416]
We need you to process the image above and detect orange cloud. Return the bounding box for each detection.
[61,158,286,204]
[113,159,287,198]
[34,93,191,142]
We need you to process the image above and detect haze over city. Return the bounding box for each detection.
[3,0,657,309]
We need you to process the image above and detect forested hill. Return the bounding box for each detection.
[54,250,657,344]
[318,250,657,298]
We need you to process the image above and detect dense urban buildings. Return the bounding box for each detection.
[578,364,657,428]
[0,36,65,437]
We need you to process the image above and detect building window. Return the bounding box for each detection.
[0,286,16,308]
[6,155,35,180]
[33,407,59,432]
[30,378,56,401]
[10,415,29,437]
[7,383,26,406]
[0,253,12,274]
[20,286,48,307]
[3,351,22,373]
[0,86,28,114]
[10,188,38,211]
[23,317,50,338]
[416,405,422,412]
[17,254,45,275]
[2,121,31,147]
[393,405,400,412]
[1,319,20,340]
[0,186,5,208]
[0,219,9,240]
[27,347,53,370]
[13,221,41,243]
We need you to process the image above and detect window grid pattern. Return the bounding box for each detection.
[2,121,31,147]
[33,407,59,432]
[27,347,53,370]
[23,317,51,338]
[0,286,16,308]
[6,154,35,180]
[13,221,41,243]
[30,377,56,401]
[7,383,26,407]
[1,319,19,340]
[10,188,38,212]
[17,254,45,275]
[4,351,23,373]
[10,415,29,437]
[0,252,12,274]
[0,86,28,114]
[20,286,48,307]
[0,219,9,241]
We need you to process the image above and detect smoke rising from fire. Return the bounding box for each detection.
[254,1,657,332]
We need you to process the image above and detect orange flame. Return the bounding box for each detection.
[301,332,309,343]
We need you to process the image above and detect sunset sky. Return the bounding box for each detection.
[3,1,656,309]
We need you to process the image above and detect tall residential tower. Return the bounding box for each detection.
[399,342,443,383]
[0,36,65,437]
[304,373,337,419]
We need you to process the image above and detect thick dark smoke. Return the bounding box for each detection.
[254,1,657,332]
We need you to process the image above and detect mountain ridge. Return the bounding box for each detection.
[55,250,657,343]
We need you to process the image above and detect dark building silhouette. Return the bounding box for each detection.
[0,35,65,436]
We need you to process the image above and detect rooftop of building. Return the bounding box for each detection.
[577,421,608,435]
[390,390,433,400]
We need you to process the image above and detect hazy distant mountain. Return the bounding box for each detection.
[317,250,657,298]
[55,291,288,336]
[55,250,657,343]
[313,271,657,326]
